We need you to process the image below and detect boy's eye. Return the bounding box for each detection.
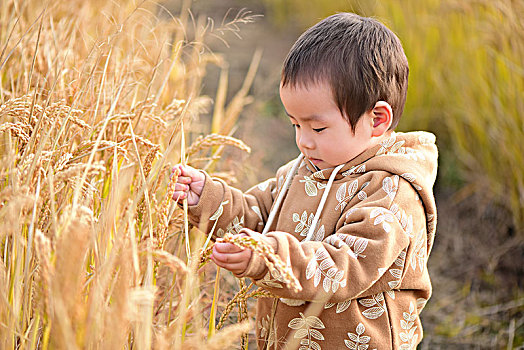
[313,127,326,133]
[292,124,300,129]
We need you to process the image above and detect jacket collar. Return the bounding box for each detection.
[302,143,382,182]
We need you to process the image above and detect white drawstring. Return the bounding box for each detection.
[304,163,345,241]
[262,154,304,235]
[262,154,344,242]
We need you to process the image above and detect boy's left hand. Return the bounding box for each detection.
[211,235,252,275]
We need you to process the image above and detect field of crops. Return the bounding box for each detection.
[1,0,522,349]
[0,0,266,348]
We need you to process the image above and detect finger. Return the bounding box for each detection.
[172,191,186,201]
[174,183,188,192]
[211,248,249,264]
[172,164,189,177]
[172,164,190,176]
[186,192,200,206]
[211,250,250,266]
[213,242,245,254]
[210,257,248,274]
[179,165,197,177]
[175,175,192,184]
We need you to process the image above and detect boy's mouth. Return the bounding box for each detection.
[308,157,322,166]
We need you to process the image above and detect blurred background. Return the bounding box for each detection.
[166,0,524,348]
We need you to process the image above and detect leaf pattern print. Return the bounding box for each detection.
[359,293,386,320]
[288,312,325,350]
[418,132,435,145]
[416,298,428,312]
[293,211,314,236]
[257,179,271,192]
[324,234,368,259]
[390,204,414,237]
[312,170,326,180]
[259,314,277,348]
[278,175,285,187]
[370,208,395,233]
[376,133,403,156]
[251,206,264,227]
[251,206,263,221]
[341,164,366,177]
[306,248,347,293]
[357,181,370,201]
[226,215,244,234]
[401,147,425,161]
[311,224,325,242]
[401,172,422,191]
[325,299,351,314]
[292,212,324,241]
[411,229,426,272]
[299,175,326,197]
[273,175,285,195]
[399,302,418,350]
[388,250,406,290]
[258,269,284,289]
[344,323,374,350]
[345,208,358,220]
[376,133,425,161]
[386,289,396,300]
[209,200,229,221]
[215,216,244,238]
[335,179,359,211]
[207,200,230,239]
[382,175,399,200]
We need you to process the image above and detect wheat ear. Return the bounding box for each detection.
[219,232,302,293]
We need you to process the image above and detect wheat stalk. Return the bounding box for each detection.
[0,0,261,347]
[150,249,188,274]
[219,232,302,293]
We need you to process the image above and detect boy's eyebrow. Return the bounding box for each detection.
[285,111,325,122]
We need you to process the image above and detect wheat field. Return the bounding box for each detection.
[0,0,269,348]
[2,0,523,349]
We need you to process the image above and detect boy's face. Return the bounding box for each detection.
[280,81,376,170]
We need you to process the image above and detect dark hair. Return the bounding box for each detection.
[281,13,409,131]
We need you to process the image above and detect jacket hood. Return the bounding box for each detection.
[301,131,438,241]
[304,131,437,192]
[305,132,437,182]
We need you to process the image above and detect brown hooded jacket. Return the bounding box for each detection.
[189,131,438,349]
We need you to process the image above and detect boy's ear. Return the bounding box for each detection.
[370,101,393,137]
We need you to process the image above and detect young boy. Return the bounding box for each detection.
[173,12,437,349]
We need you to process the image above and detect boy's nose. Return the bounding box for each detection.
[298,132,314,150]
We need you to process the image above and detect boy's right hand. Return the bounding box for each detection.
[172,164,205,206]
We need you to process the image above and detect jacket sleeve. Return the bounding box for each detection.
[187,170,280,238]
[237,174,428,303]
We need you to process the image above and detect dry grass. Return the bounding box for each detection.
[371,0,524,232]
[0,0,263,348]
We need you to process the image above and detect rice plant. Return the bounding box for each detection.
[0,0,262,348]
